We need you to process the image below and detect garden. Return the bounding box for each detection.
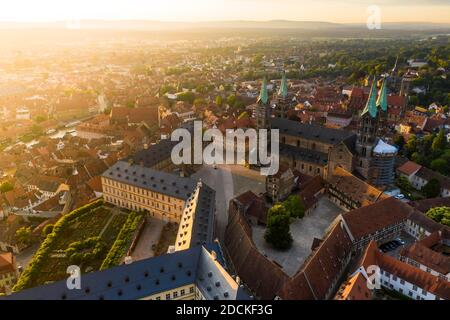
[13,200,144,291]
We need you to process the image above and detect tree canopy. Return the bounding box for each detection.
[264,204,293,250]
[426,207,450,227]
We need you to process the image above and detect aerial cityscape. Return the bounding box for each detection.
[0,0,449,304]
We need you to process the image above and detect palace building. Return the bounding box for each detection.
[101,160,215,250]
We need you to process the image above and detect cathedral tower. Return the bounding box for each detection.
[255,78,270,130]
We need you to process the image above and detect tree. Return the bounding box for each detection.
[394,135,405,151]
[430,158,448,175]
[405,135,417,156]
[215,95,223,107]
[34,115,47,123]
[426,207,450,226]
[0,181,14,193]
[432,129,447,152]
[30,124,43,136]
[395,176,412,194]
[264,205,293,250]
[283,195,305,219]
[15,227,33,246]
[226,95,237,108]
[422,178,441,198]
[193,98,205,107]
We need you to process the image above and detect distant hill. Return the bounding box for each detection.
[1,20,449,31]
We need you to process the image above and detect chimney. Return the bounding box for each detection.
[211,250,217,261]
[236,276,241,285]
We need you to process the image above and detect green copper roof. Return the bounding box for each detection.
[376,79,388,112]
[361,77,378,118]
[278,73,288,98]
[258,77,269,105]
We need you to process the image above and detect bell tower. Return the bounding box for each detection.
[355,77,379,180]
[255,77,270,130]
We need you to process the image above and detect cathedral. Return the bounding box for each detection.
[355,77,397,186]
[254,75,397,188]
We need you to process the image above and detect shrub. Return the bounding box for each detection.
[100,212,144,270]
[13,199,103,291]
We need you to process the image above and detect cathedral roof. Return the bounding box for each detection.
[257,78,269,105]
[376,78,388,112]
[361,77,378,118]
[278,73,288,98]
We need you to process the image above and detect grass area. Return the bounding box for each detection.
[154,222,179,256]
[16,202,130,288]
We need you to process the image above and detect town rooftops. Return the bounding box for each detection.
[102,160,198,200]
[4,244,249,301]
[270,117,355,145]
[341,197,413,241]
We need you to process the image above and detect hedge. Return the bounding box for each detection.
[13,199,104,291]
[100,212,144,270]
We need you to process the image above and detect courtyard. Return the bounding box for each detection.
[252,196,344,277]
[192,164,266,241]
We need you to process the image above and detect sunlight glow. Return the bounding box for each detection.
[0,0,449,23]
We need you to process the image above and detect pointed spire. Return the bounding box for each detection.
[278,72,288,98]
[361,77,378,118]
[376,78,388,112]
[257,77,269,105]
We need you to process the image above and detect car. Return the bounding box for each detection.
[394,194,405,200]
[395,238,406,245]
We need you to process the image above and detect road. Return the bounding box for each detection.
[192,164,265,242]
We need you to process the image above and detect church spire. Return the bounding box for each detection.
[257,77,269,105]
[278,72,288,98]
[361,77,378,118]
[376,78,388,112]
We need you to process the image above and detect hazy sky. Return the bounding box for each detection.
[1,0,449,23]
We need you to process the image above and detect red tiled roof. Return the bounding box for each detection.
[400,232,450,275]
[0,252,15,274]
[397,161,422,176]
[334,272,371,300]
[278,222,353,300]
[342,197,412,240]
[361,241,450,300]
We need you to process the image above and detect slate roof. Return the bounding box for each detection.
[270,117,354,145]
[279,144,328,166]
[102,160,197,200]
[126,139,178,168]
[4,245,249,300]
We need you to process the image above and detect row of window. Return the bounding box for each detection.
[153,286,195,300]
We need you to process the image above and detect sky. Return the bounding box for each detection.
[1,0,449,23]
